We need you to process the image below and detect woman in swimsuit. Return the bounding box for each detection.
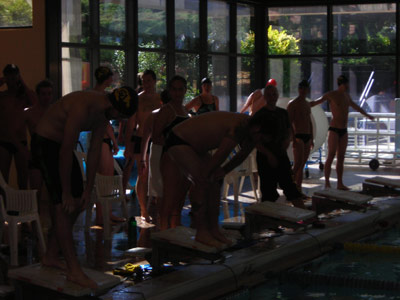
[152,76,191,230]
[185,77,219,114]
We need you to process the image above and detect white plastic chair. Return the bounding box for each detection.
[222,149,259,204]
[86,174,128,239]
[0,173,46,266]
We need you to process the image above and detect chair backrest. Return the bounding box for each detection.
[94,174,124,198]
[74,150,87,182]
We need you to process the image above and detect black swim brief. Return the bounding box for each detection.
[328,127,348,138]
[103,138,113,152]
[163,131,190,153]
[131,135,142,154]
[31,134,83,205]
[0,140,27,154]
[294,133,312,144]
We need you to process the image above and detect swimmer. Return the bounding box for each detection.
[240,78,277,115]
[287,80,313,193]
[311,75,374,190]
[33,86,137,289]
[185,77,219,114]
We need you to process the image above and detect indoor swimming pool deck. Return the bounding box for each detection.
[5,164,400,300]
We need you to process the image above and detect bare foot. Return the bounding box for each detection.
[210,228,233,246]
[41,256,67,270]
[67,271,98,289]
[291,198,306,209]
[110,214,126,223]
[325,183,331,189]
[195,233,225,250]
[337,185,350,191]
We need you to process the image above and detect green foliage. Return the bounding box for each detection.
[268,25,300,55]
[0,0,32,27]
[99,2,125,45]
[138,42,166,90]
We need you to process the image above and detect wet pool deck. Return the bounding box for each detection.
[5,163,400,299]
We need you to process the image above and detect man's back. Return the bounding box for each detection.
[36,90,108,143]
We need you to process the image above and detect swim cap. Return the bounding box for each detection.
[201,77,212,85]
[95,66,113,84]
[3,64,20,75]
[109,86,138,117]
[266,78,277,87]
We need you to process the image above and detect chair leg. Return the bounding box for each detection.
[102,200,111,240]
[222,179,229,199]
[232,179,239,204]
[249,175,259,202]
[9,220,18,266]
[33,217,47,255]
[85,202,93,232]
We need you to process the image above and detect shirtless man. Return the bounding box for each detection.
[0,64,36,188]
[163,111,277,248]
[287,80,313,192]
[240,78,277,115]
[311,75,374,190]
[123,70,161,221]
[33,87,137,289]
[25,79,54,198]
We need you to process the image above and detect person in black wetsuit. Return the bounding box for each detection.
[152,75,191,230]
[185,77,219,114]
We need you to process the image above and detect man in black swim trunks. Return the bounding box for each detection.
[311,75,374,190]
[34,86,137,289]
[287,80,313,193]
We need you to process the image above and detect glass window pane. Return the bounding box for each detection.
[237,57,255,112]
[333,56,396,113]
[0,0,32,28]
[100,0,125,46]
[138,51,166,91]
[175,0,199,50]
[333,4,396,54]
[138,0,166,49]
[268,6,327,55]
[100,49,126,89]
[61,0,89,43]
[207,55,229,111]
[175,53,199,102]
[208,0,229,53]
[237,4,255,54]
[269,57,327,100]
[61,47,90,95]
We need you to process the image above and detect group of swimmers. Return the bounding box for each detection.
[0,62,374,289]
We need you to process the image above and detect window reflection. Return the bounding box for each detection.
[61,0,89,43]
[175,53,199,102]
[208,55,229,111]
[175,0,199,50]
[100,0,125,46]
[138,0,166,48]
[208,0,229,52]
[62,47,90,95]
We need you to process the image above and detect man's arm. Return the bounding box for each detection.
[219,142,254,176]
[310,94,328,107]
[349,100,375,121]
[139,114,154,175]
[106,123,119,155]
[185,96,200,112]
[240,92,255,113]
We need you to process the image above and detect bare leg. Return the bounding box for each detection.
[14,149,29,189]
[292,139,305,189]
[324,131,339,189]
[336,133,349,190]
[135,153,149,221]
[122,154,135,201]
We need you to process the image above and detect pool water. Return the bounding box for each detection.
[221,227,400,300]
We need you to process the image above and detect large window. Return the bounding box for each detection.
[0,0,32,28]
[53,1,399,110]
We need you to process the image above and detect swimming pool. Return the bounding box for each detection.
[221,226,400,300]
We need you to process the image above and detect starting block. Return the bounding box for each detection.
[150,226,229,273]
[8,263,120,298]
[244,201,316,240]
[312,189,373,214]
[363,177,400,197]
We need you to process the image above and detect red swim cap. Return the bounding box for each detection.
[266,78,277,86]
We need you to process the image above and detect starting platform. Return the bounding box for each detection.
[363,177,400,197]
[312,189,373,214]
[150,226,230,273]
[244,201,316,240]
[8,263,120,298]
